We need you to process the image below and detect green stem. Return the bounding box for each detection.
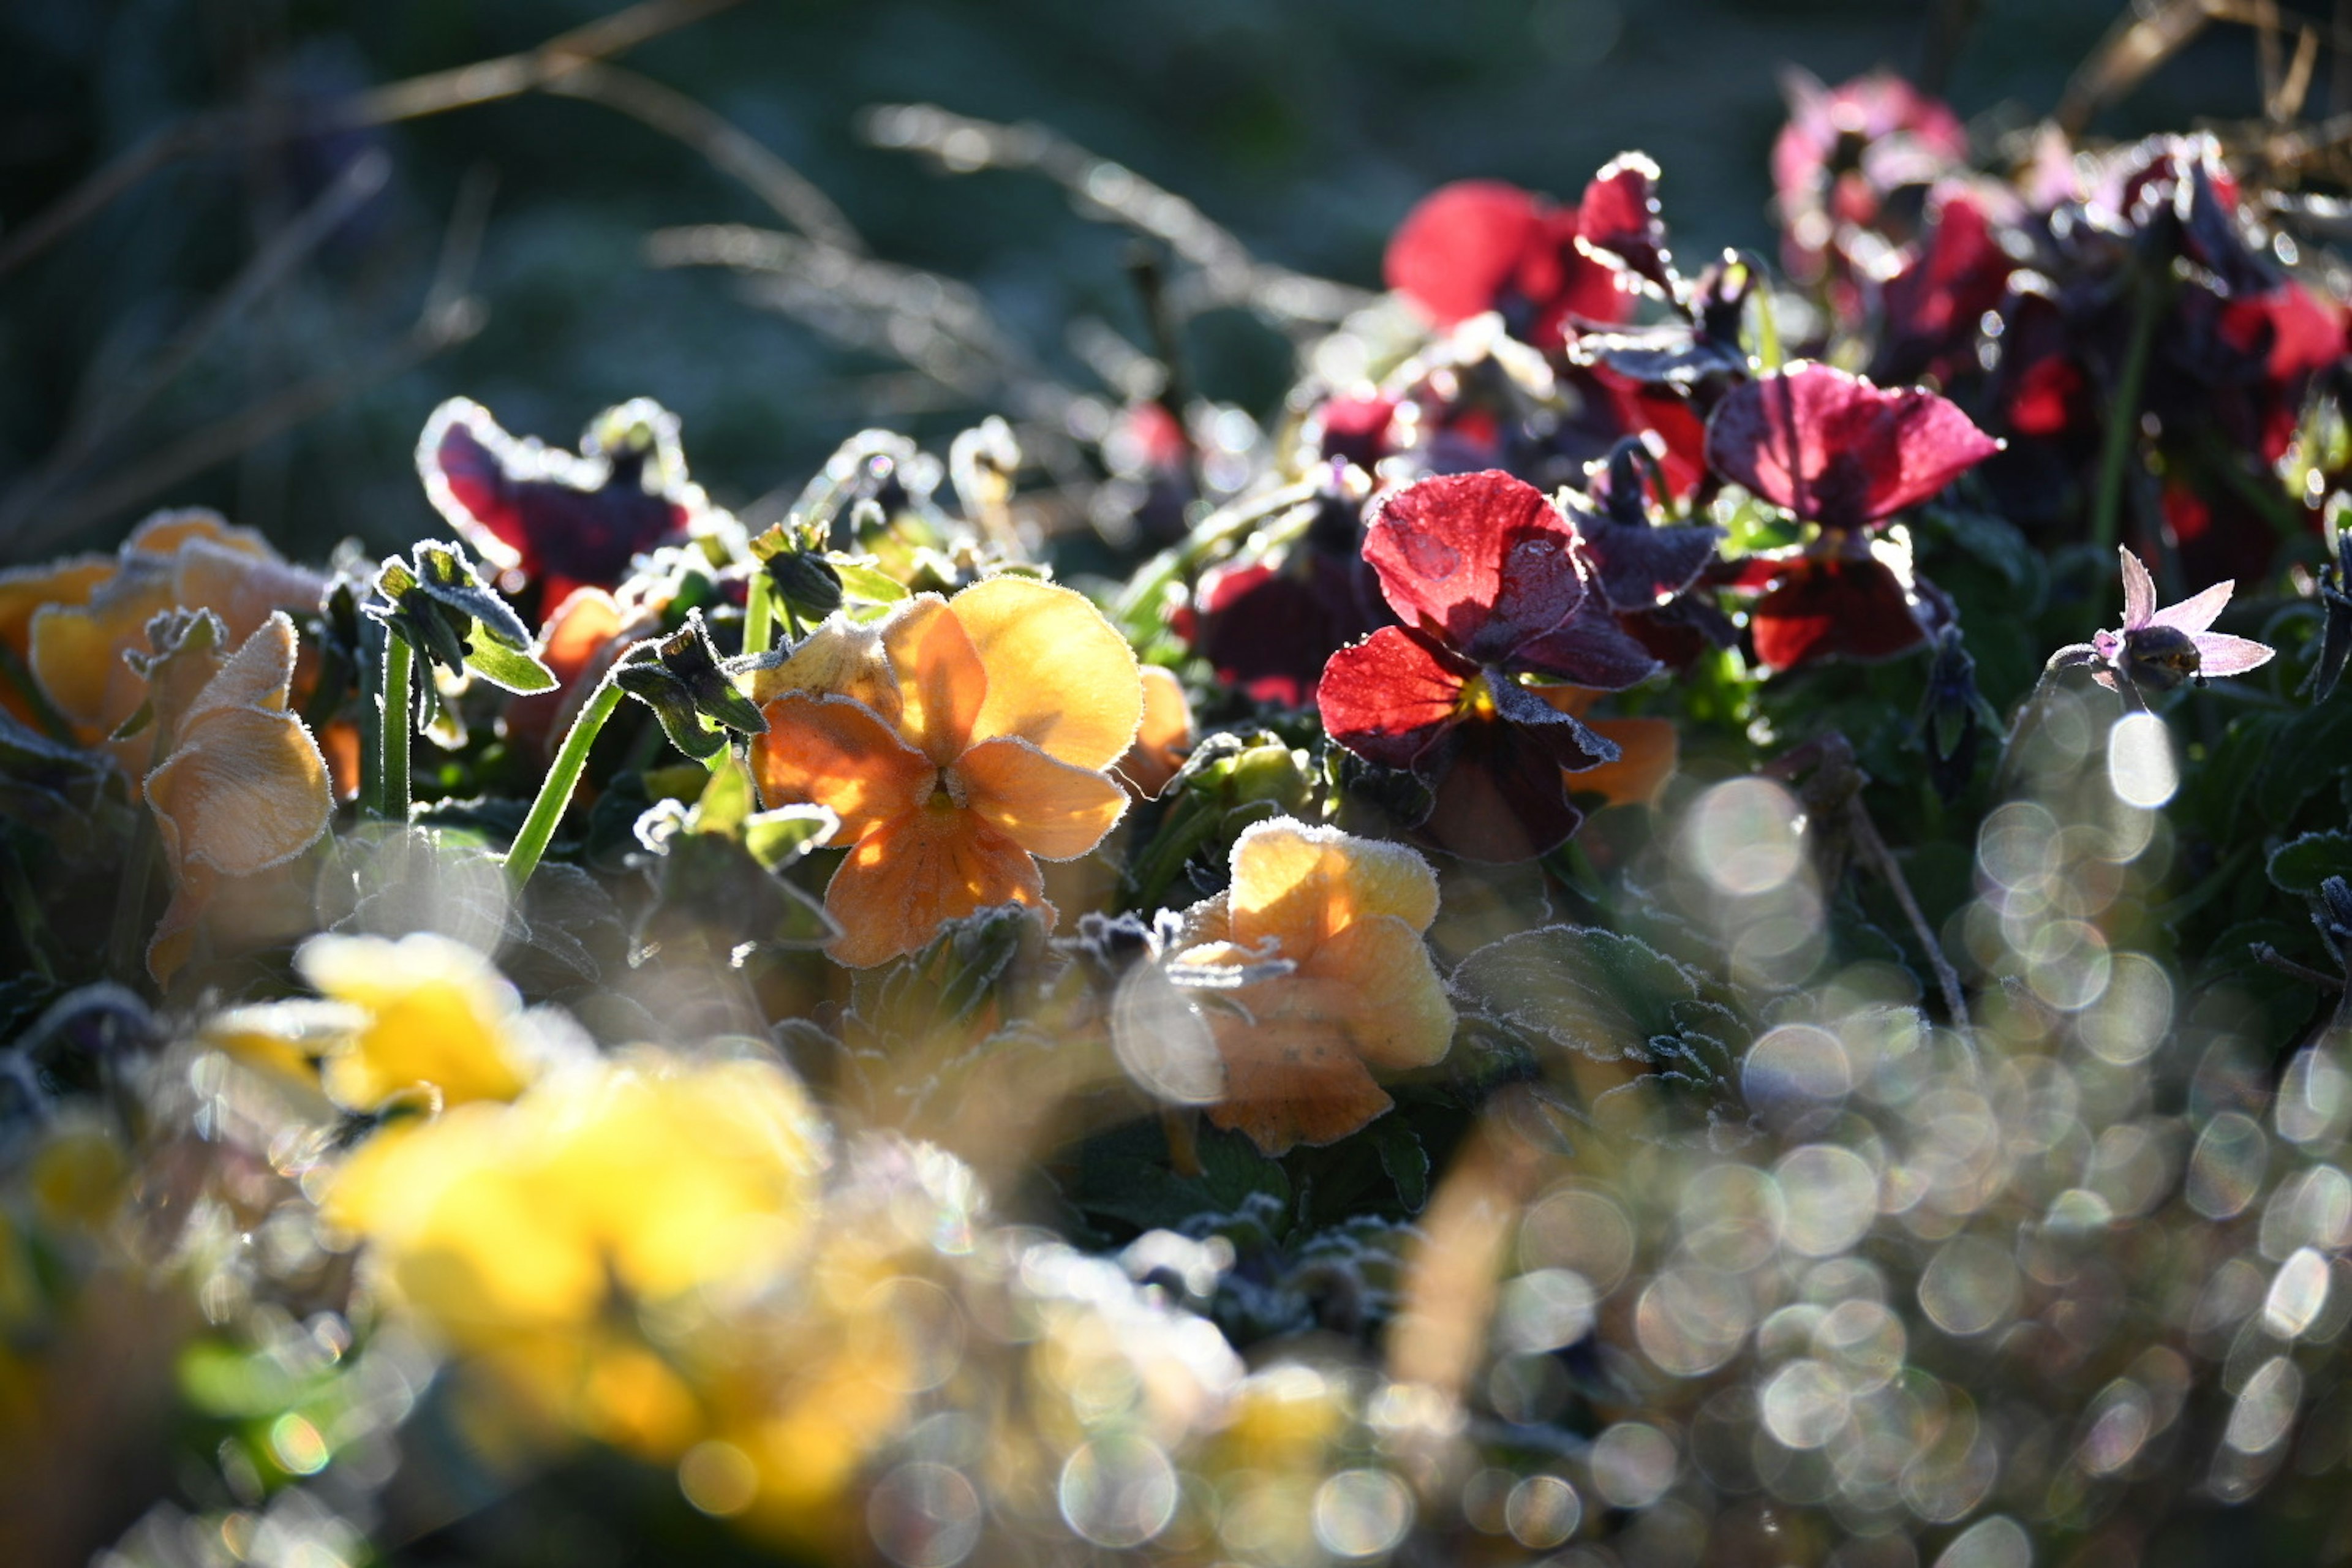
[503,675,625,890]
[2090,276,2163,557]
[1750,277,1784,372]
[744,570,776,658]
[378,635,413,823]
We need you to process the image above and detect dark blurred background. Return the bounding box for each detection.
[0,0,2272,566]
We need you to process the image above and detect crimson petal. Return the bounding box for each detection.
[1748,556,1930,671]
[417,398,694,606]
[1363,471,1585,662]
[1704,363,2001,530]
[1576,153,1676,297]
[1317,626,1474,771]
[1384,181,1554,330]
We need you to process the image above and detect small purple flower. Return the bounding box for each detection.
[2085,547,2274,695]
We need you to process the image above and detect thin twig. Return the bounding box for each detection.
[1850,802,1974,1036]
[0,151,393,540]
[541,62,862,253]
[0,0,740,282]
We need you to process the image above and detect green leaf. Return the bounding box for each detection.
[744,805,838,869]
[831,557,910,605]
[2269,832,2352,896]
[691,753,758,836]
[1366,1115,1430,1212]
[463,634,557,695]
[1451,924,1705,1063]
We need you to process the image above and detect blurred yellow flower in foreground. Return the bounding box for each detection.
[1172,820,1456,1155]
[142,612,333,983]
[298,932,540,1113]
[752,576,1143,966]
[325,1050,829,1461]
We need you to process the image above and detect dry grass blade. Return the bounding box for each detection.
[861,102,1374,328]
[0,0,741,282]
[2057,0,2215,135]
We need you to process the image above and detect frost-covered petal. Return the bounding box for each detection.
[1317,626,1473,771]
[821,810,1046,968]
[1364,471,1585,661]
[2148,578,2233,636]
[752,693,935,840]
[1575,152,1675,296]
[955,736,1129,861]
[2190,631,2275,677]
[1224,816,1441,957]
[949,576,1142,770]
[1705,362,2000,529]
[2117,547,2158,630]
[1512,595,1664,689]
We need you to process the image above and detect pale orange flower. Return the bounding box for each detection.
[1114,664,1194,798]
[0,554,110,728]
[1537,684,1678,807]
[142,613,334,982]
[24,510,325,760]
[1170,820,1456,1155]
[751,577,1143,967]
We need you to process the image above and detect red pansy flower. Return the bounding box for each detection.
[1317,471,1658,862]
[1872,187,2016,386]
[418,398,701,609]
[1773,70,1967,278]
[1706,363,1999,671]
[1384,172,1643,349]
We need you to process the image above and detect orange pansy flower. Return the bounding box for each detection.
[1536,684,1678,808]
[751,577,1143,967]
[24,510,325,761]
[142,612,334,982]
[1114,664,1194,799]
[1170,820,1456,1155]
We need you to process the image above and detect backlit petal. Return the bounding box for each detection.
[752,693,935,839]
[1363,471,1585,661]
[145,709,331,877]
[955,736,1129,860]
[1705,362,2000,529]
[950,576,1143,769]
[821,810,1046,967]
[882,595,987,765]
[2117,547,2158,629]
[1205,1011,1394,1156]
[1114,665,1193,797]
[1318,625,1471,771]
[2149,578,2233,636]
[749,612,900,723]
[2192,631,2274,676]
[1300,913,1456,1070]
[1227,816,1440,956]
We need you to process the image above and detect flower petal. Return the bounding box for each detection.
[752,693,934,839]
[1114,665,1193,797]
[1364,471,1585,662]
[1748,556,1929,671]
[1317,626,1472,771]
[955,736,1129,860]
[882,595,987,764]
[146,709,331,878]
[1301,913,1456,1070]
[2148,578,2233,636]
[2117,547,2158,630]
[1204,1012,1394,1156]
[1226,817,1440,958]
[1575,152,1675,296]
[949,576,1142,770]
[181,612,300,725]
[1512,596,1662,688]
[821,810,1045,968]
[1417,709,1596,863]
[1705,362,2000,529]
[2192,631,2275,677]
[1383,180,1553,328]
[748,612,900,723]
[1561,715,1678,808]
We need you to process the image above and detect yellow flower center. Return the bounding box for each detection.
[1454,670,1499,722]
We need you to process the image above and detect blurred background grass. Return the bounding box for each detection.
[0,0,2269,565]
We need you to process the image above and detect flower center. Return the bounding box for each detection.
[925,766,971,812]
[1454,671,1501,722]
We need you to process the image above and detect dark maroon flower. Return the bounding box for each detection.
[1571,440,1724,613]
[1384,178,1635,349]
[1872,187,2016,386]
[1318,471,1658,861]
[1186,492,1389,709]
[418,397,701,609]
[1773,70,1967,281]
[1707,364,1996,672]
[1573,153,1676,299]
[1706,363,2000,533]
[1574,251,1755,390]
[1309,394,1401,471]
